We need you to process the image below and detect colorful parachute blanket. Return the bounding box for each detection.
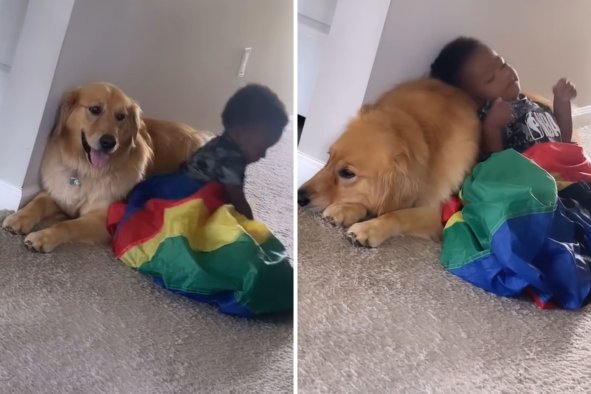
[106,172,293,317]
[441,142,591,310]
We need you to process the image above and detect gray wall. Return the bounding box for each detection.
[365,0,591,105]
[23,0,293,193]
[0,0,28,104]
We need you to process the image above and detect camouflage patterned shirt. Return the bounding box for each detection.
[181,135,247,186]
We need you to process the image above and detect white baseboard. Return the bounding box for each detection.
[297,151,325,187]
[574,105,591,129]
[0,180,22,211]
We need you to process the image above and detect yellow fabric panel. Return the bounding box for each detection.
[120,200,271,268]
[444,211,465,230]
[549,172,573,191]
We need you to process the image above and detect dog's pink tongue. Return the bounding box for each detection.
[89,149,109,168]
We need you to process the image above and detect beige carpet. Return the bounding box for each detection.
[0,128,293,393]
[298,129,591,393]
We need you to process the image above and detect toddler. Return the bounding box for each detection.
[430,37,577,156]
[181,84,288,219]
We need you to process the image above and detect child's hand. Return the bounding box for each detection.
[553,78,577,103]
[484,98,513,129]
[224,184,254,220]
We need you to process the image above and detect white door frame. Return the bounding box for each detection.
[0,0,76,210]
[297,0,391,187]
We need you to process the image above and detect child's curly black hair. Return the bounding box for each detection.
[430,37,482,87]
[222,84,288,135]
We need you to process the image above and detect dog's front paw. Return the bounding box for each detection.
[347,219,389,248]
[2,212,37,235]
[24,228,62,253]
[322,204,367,227]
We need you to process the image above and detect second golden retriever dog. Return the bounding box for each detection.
[298,78,480,247]
[2,82,211,252]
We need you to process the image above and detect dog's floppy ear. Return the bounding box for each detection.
[375,153,420,215]
[128,100,144,148]
[51,88,79,137]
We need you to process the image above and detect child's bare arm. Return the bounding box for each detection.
[481,124,504,154]
[224,184,254,220]
[553,100,572,143]
[553,78,577,143]
[481,98,513,155]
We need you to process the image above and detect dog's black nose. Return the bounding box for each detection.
[99,134,117,151]
[298,188,310,207]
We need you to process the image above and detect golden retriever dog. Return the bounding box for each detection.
[2,82,211,252]
[298,78,480,247]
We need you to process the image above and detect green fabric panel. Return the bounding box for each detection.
[440,149,557,270]
[138,234,293,314]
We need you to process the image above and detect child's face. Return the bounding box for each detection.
[238,126,281,164]
[459,45,520,105]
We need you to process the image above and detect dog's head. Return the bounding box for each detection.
[298,109,428,216]
[52,82,143,170]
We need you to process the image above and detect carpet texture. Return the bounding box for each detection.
[0,127,293,393]
[298,129,591,393]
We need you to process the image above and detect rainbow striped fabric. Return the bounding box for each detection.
[441,142,591,309]
[107,172,293,317]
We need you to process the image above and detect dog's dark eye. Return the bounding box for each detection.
[115,113,126,121]
[88,106,102,115]
[338,168,356,179]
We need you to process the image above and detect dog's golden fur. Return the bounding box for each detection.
[2,82,212,252]
[299,78,480,247]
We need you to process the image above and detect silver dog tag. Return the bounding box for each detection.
[69,177,81,187]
